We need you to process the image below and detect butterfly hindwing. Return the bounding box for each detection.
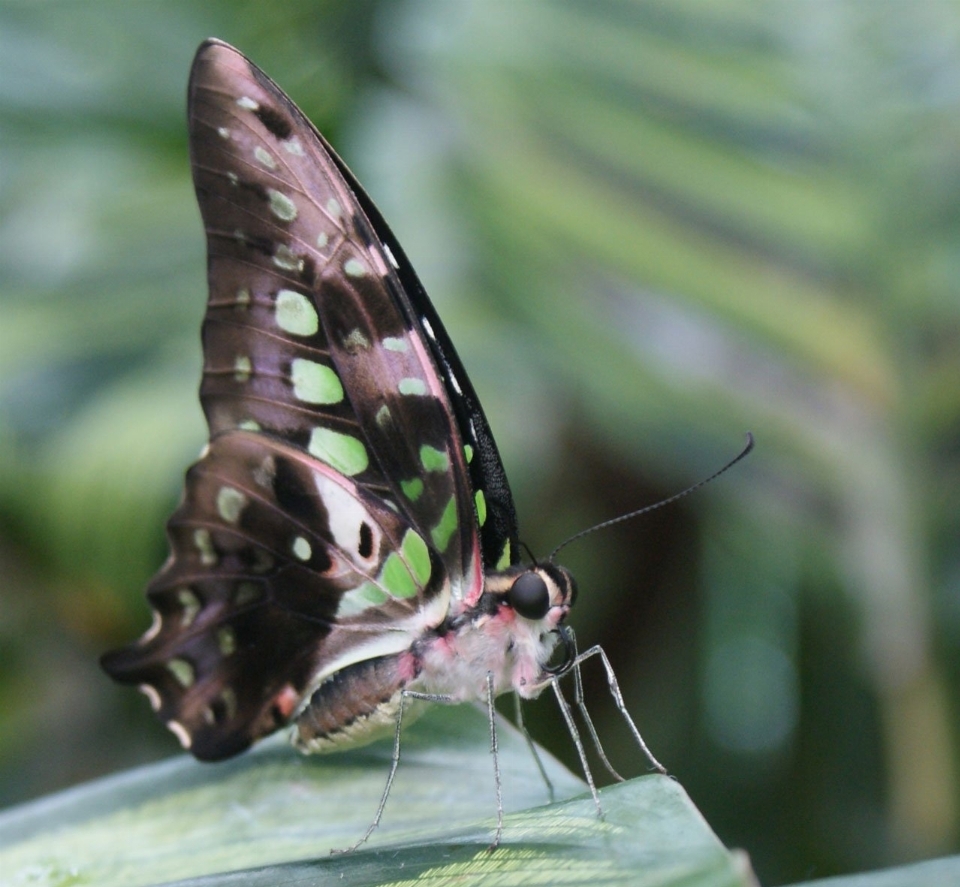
[102,431,444,759]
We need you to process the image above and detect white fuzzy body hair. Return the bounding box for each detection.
[414,602,562,702]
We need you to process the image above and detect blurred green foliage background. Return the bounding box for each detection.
[2,1,959,883]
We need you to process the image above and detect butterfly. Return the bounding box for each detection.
[101,38,667,850]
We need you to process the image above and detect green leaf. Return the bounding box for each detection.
[0,706,752,887]
[784,855,960,887]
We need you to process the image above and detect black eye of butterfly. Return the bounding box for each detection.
[508,571,551,620]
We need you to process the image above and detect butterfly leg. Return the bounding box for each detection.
[331,687,453,855]
[410,677,507,847]
[484,672,505,848]
[334,681,507,853]
[549,677,603,816]
[512,692,556,803]
[564,629,626,783]
[330,687,411,855]
[569,644,668,776]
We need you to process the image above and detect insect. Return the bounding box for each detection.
[102,38,714,851]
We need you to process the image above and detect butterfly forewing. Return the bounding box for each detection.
[189,44,478,589]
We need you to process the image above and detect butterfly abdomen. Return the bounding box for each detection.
[294,652,422,753]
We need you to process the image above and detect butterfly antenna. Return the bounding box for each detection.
[518,539,539,566]
[549,432,754,561]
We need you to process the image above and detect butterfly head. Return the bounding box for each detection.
[485,562,577,631]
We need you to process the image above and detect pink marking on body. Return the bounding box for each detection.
[425,633,457,659]
[272,684,299,720]
[396,650,421,683]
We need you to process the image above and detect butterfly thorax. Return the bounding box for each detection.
[416,563,576,701]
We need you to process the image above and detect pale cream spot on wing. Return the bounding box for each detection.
[217,626,237,656]
[194,528,216,566]
[139,684,162,711]
[382,242,400,269]
[140,609,163,644]
[233,355,252,382]
[272,245,303,273]
[254,146,277,169]
[342,328,370,351]
[167,720,192,749]
[267,188,298,222]
[292,535,312,561]
[252,455,276,490]
[216,486,247,524]
[177,587,201,627]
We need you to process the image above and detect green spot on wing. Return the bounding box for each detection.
[398,377,427,396]
[475,489,487,527]
[496,540,512,571]
[217,627,236,656]
[344,258,367,278]
[431,497,459,553]
[464,444,474,464]
[380,553,417,599]
[338,581,389,617]
[275,290,318,336]
[291,359,344,404]
[420,445,450,473]
[308,428,369,476]
[401,478,424,501]
[167,658,194,688]
[402,530,431,586]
